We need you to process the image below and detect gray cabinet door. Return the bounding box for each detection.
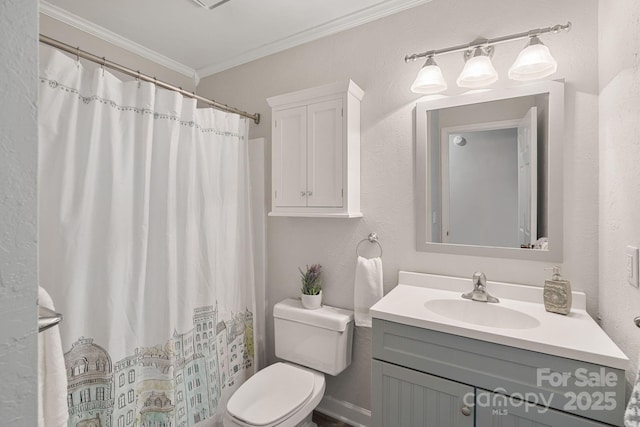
[372,360,474,427]
[475,390,613,427]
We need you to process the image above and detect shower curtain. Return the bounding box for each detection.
[38,46,256,427]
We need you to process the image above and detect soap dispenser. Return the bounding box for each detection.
[544,266,572,315]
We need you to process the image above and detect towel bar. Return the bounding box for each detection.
[39,306,63,333]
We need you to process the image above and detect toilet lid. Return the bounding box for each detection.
[227,362,315,426]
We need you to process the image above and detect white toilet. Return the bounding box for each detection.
[224,298,354,427]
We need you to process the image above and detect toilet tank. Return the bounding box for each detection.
[273,299,354,376]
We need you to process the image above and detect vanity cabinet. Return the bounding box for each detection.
[267,80,363,218]
[372,319,625,427]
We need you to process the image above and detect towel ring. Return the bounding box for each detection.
[356,232,383,258]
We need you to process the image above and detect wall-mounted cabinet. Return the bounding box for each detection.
[267,80,364,218]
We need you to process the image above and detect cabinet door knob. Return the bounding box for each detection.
[461,406,472,416]
[307,191,313,196]
[300,191,306,197]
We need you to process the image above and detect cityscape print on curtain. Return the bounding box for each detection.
[64,306,253,427]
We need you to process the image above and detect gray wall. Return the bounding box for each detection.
[198,0,599,415]
[598,0,640,390]
[0,0,38,423]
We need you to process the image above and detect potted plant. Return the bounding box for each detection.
[299,264,322,309]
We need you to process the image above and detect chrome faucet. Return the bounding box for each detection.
[462,272,499,303]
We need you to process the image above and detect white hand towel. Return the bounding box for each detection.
[38,287,69,427]
[354,256,383,327]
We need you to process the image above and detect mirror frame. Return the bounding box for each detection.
[415,80,564,261]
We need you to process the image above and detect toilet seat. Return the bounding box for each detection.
[225,363,325,427]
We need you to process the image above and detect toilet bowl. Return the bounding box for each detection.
[223,362,325,427]
[223,299,354,427]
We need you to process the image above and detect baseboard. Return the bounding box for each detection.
[315,395,371,427]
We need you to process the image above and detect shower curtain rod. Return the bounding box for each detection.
[39,34,261,124]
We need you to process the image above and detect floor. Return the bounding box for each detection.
[312,411,353,427]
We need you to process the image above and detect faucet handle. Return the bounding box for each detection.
[472,271,486,287]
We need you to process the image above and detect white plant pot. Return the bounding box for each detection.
[301,291,322,310]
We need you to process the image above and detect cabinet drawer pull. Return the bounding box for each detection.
[461,406,472,416]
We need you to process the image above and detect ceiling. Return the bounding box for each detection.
[40,0,432,80]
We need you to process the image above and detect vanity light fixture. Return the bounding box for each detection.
[410,55,447,94]
[405,22,571,93]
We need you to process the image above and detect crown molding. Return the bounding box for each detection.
[39,1,197,80]
[40,0,431,80]
[196,0,433,77]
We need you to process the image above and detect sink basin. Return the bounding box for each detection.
[424,299,541,329]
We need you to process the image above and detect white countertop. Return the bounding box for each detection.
[370,271,629,370]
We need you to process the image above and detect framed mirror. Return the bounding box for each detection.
[415,80,564,261]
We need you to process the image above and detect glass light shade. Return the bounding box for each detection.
[508,37,557,81]
[411,57,447,94]
[456,51,498,88]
